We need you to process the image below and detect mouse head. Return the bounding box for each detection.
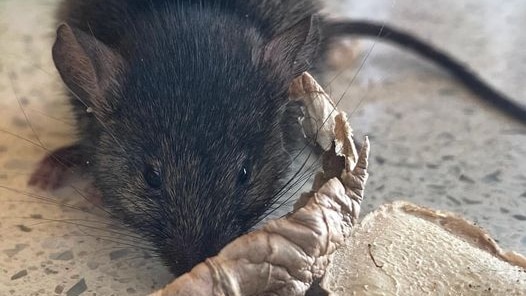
[52,13,320,275]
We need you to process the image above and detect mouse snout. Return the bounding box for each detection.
[162,238,224,276]
[167,249,205,276]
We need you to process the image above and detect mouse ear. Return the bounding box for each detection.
[264,15,321,78]
[52,23,122,115]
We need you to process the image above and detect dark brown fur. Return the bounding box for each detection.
[32,0,324,276]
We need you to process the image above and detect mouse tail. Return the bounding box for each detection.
[320,20,526,125]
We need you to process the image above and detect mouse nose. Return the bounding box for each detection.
[165,242,219,276]
[170,250,203,275]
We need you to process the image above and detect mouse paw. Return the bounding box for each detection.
[28,144,85,191]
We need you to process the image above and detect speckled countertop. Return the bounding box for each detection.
[1,0,525,295]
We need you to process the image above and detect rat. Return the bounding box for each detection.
[27,0,526,276]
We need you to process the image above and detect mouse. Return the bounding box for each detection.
[27,0,526,277]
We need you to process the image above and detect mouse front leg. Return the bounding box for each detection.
[28,143,88,191]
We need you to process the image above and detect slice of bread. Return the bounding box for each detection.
[320,201,526,295]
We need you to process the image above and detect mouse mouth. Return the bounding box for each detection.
[158,239,222,276]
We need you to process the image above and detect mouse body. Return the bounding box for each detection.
[28,0,526,276]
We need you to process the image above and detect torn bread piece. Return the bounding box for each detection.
[149,73,369,296]
[321,201,526,295]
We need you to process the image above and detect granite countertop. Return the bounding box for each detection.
[1,0,525,295]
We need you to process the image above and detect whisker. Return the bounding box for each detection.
[70,186,116,218]
[119,253,161,265]
[5,216,155,250]
[271,142,316,200]
[1,55,127,152]
[68,231,156,252]
[5,215,113,231]
[25,107,73,126]
[8,71,47,149]
[0,171,41,177]
[0,128,161,231]
[0,185,109,218]
[256,154,319,224]
[71,233,154,251]
[0,127,48,151]
[262,24,387,222]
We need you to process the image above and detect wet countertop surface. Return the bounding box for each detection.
[1,0,525,295]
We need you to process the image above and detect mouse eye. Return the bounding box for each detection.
[144,167,162,189]
[237,166,251,186]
